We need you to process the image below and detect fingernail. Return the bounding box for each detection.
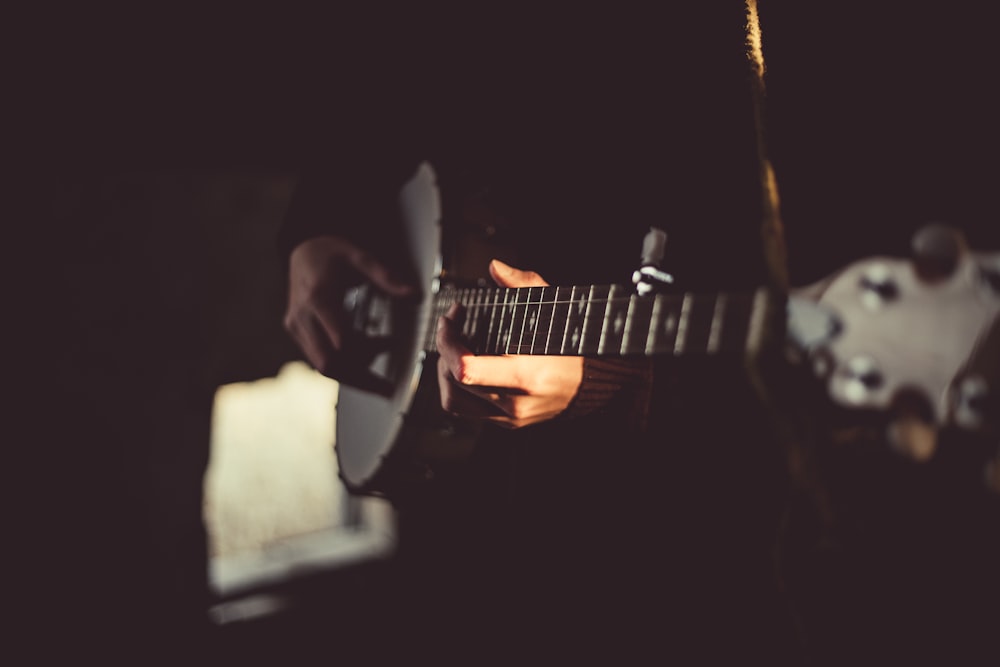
[491,259,513,275]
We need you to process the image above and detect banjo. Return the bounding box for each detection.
[334,162,1000,500]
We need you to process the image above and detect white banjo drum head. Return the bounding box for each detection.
[336,162,442,493]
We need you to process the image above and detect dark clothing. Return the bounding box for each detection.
[9,2,997,664]
[277,4,1000,664]
[277,5,800,663]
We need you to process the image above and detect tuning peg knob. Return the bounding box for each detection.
[911,223,968,283]
[858,263,899,309]
[839,355,885,402]
[951,374,992,431]
[979,259,1000,295]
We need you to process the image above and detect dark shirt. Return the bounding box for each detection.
[276,5,801,663]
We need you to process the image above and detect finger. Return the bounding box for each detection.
[436,308,519,415]
[435,305,472,369]
[489,259,549,288]
[438,369,561,427]
[295,315,392,394]
[311,300,346,351]
[437,304,563,392]
[440,353,535,391]
[291,313,338,374]
[349,247,417,297]
[437,357,509,419]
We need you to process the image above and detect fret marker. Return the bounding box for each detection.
[614,311,625,336]
[665,314,677,334]
[571,327,580,349]
[528,309,537,332]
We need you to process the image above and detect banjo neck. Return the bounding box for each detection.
[423,283,778,359]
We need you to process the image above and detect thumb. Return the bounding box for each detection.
[489,259,549,288]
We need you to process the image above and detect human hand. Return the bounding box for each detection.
[436,259,584,428]
[284,235,415,391]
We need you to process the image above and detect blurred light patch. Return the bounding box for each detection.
[204,361,342,560]
[203,361,397,603]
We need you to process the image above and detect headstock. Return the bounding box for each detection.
[788,224,999,490]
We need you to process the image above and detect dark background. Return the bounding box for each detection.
[7,2,998,663]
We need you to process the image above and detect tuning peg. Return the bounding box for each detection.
[837,355,885,404]
[951,373,993,432]
[978,255,1000,295]
[858,262,899,309]
[632,227,674,296]
[911,223,968,283]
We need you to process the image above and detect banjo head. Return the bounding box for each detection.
[336,162,443,494]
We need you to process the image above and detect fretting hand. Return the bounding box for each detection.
[436,259,585,428]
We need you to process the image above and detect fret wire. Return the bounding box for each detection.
[597,285,622,355]
[476,289,496,354]
[515,287,531,354]
[597,291,611,356]
[460,288,470,338]
[515,287,532,354]
[504,287,516,354]
[645,293,663,356]
[560,286,577,354]
[474,287,488,344]
[707,293,726,354]
[504,287,517,354]
[580,286,596,355]
[499,288,508,354]
[484,287,499,354]
[469,288,480,341]
[579,285,612,355]
[465,288,477,344]
[611,286,630,355]
[528,287,545,354]
[541,286,559,354]
[561,286,577,354]
[620,293,636,356]
[493,288,508,355]
[673,294,692,355]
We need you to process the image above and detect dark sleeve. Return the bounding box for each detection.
[560,357,655,432]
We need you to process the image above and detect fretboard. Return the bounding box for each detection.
[422,284,776,358]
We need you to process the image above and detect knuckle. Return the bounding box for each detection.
[455,358,477,385]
